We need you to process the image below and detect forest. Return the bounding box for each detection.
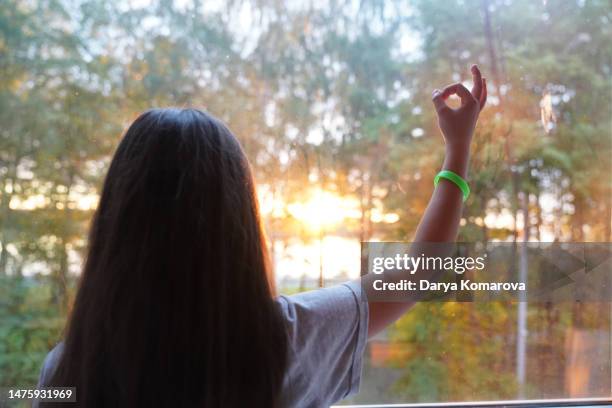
[1,0,611,405]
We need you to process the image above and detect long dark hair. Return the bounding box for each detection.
[47,108,288,407]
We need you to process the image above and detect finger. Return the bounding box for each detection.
[432,89,449,114]
[471,65,482,100]
[479,78,487,111]
[442,83,476,106]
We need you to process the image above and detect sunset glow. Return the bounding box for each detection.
[286,188,361,232]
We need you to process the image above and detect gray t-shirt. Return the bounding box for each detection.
[36,281,369,408]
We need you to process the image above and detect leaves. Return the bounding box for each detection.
[0,0,610,400]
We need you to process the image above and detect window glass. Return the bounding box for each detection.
[1,0,610,404]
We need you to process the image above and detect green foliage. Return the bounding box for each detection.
[0,0,610,402]
[0,274,66,386]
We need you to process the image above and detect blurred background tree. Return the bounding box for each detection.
[0,0,610,403]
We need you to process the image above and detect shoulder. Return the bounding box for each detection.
[274,281,369,406]
[277,282,364,341]
[38,342,65,387]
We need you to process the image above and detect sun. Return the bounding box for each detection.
[287,188,360,233]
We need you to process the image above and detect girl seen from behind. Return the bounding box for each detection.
[37,65,487,407]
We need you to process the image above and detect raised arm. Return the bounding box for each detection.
[365,65,487,337]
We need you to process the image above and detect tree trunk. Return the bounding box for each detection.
[481,195,488,243]
[0,186,11,275]
[535,190,543,241]
[0,159,19,275]
[56,170,75,314]
[516,191,530,398]
[605,193,611,242]
[572,195,585,241]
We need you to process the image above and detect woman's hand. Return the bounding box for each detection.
[432,65,487,157]
[431,65,487,177]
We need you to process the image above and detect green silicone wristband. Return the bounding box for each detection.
[434,170,470,202]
